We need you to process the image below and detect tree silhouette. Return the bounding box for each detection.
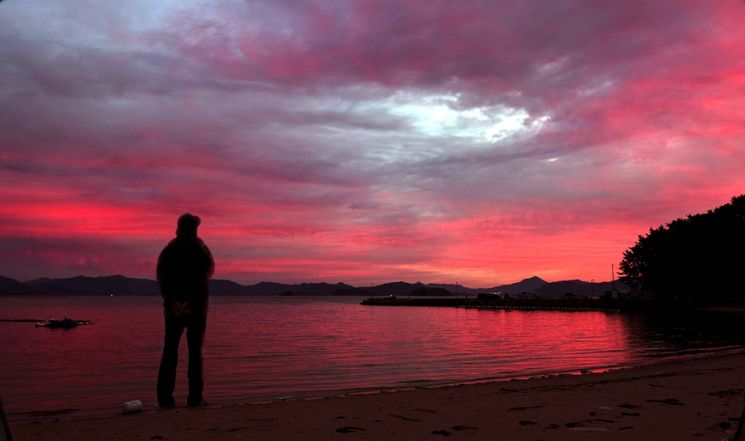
[619,195,745,300]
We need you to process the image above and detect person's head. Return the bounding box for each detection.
[176,213,201,238]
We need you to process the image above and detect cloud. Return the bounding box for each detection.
[1,1,744,286]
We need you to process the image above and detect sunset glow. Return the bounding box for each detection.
[1,1,744,286]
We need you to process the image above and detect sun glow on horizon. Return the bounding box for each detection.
[2,1,745,286]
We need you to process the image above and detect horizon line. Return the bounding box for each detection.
[4,273,622,290]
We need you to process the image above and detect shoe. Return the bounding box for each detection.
[158,398,176,409]
[187,399,208,408]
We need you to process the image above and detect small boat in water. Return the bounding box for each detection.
[35,318,93,329]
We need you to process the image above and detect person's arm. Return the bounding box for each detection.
[202,243,215,280]
[156,249,165,283]
[156,247,172,304]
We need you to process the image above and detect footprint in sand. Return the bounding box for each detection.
[389,413,422,422]
[708,389,745,398]
[587,418,615,424]
[451,425,477,431]
[646,398,685,406]
[618,403,640,409]
[225,426,248,432]
[706,421,732,432]
[509,405,544,412]
[336,426,365,433]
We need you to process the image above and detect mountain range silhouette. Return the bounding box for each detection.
[0,274,627,297]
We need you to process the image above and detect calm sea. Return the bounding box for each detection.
[1,295,744,420]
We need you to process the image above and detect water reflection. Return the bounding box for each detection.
[1,296,744,420]
[619,310,745,359]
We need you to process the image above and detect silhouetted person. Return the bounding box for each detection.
[156,213,214,408]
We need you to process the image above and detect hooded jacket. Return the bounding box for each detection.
[156,235,214,311]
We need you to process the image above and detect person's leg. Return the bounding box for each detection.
[157,311,184,407]
[186,312,207,406]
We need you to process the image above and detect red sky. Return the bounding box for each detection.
[1,1,744,287]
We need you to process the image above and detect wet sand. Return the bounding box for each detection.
[10,351,745,441]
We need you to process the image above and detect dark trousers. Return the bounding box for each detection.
[157,307,207,407]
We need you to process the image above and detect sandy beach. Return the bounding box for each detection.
[10,351,745,441]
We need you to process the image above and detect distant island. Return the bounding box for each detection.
[0,274,628,298]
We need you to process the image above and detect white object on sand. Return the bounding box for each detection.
[122,400,142,414]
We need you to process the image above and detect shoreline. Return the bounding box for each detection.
[8,346,745,424]
[11,350,745,440]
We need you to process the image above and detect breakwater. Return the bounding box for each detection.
[361,296,641,312]
[361,297,471,307]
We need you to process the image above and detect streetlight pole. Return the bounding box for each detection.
[591,279,595,298]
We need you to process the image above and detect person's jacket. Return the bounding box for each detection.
[157,235,214,312]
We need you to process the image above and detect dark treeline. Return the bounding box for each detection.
[620,195,745,301]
